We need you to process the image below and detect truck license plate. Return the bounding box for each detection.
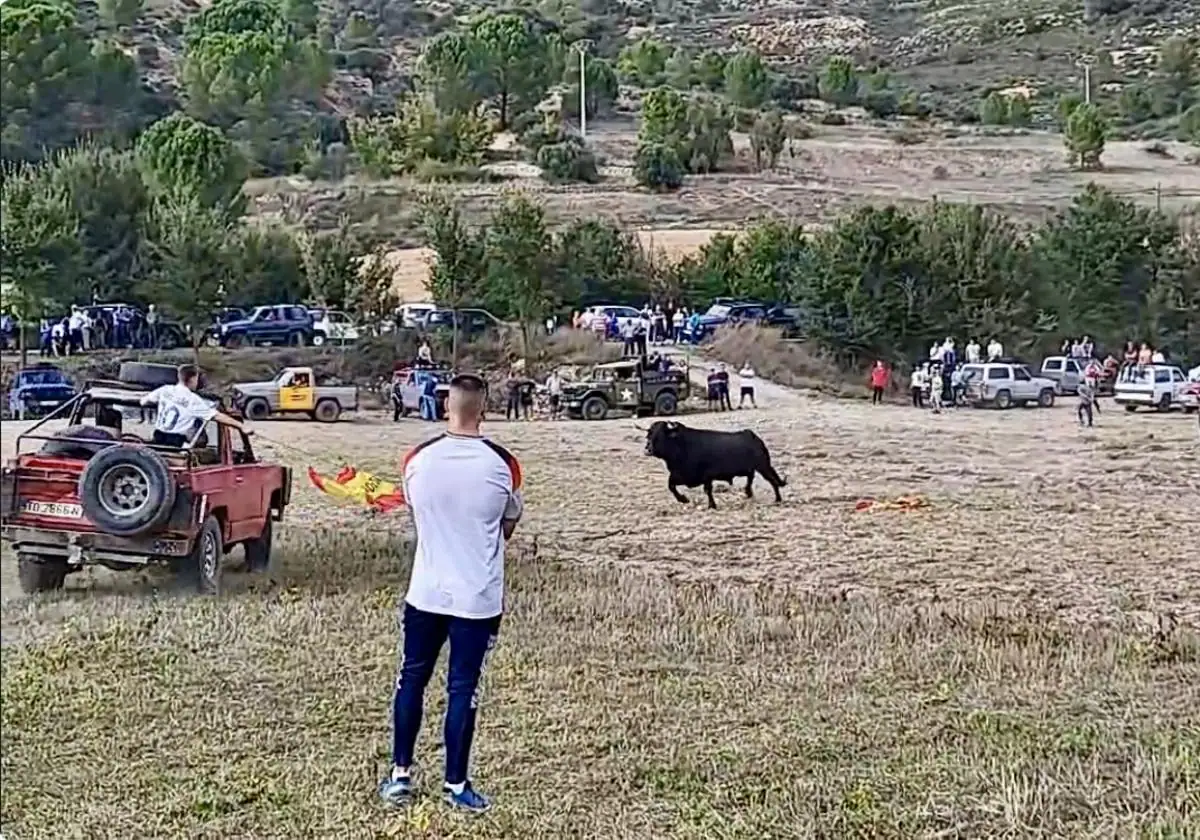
[21,500,83,519]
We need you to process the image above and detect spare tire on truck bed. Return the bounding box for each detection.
[78,444,177,537]
[119,362,202,390]
[39,425,120,460]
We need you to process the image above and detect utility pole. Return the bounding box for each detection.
[1076,55,1094,105]
[573,39,594,139]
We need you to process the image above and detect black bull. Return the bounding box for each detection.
[639,420,786,509]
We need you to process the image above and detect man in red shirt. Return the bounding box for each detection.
[870,361,889,405]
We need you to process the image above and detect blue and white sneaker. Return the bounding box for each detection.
[443,782,491,813]
[378,772,414,807]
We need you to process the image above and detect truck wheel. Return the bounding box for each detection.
[1125,405,1138,413]
[244,398,271,421]
[78,445,177,537]
[1038,389,1055,408]
[179,516,223,595]
[311,332,326,347]
[1157,394,1172,412]
[654,391,678,416]
[581,395,608,421]
[994,389,1012,410]
[17,553,69,594]
[119,362,185,390]
[313,399,341,423]
[157,329,181,350]
[243,516,273,573]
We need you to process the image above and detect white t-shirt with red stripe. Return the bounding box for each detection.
[401,433,524,619]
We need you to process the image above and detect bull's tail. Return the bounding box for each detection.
[760,463,787,488]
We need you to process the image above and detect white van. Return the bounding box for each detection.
[1113,364,1190,412]
[397,302,436,328]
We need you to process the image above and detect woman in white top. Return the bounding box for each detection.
[738,363,756,408]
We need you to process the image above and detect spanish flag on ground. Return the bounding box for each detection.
[307,466,407,512]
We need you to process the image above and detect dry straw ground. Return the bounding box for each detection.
[2,372,1199,838]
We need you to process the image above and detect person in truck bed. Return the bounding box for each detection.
[139,364,253,447]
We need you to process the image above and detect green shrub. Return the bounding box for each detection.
[633,141,683,190]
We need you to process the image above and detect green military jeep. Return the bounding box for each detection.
[562,359,691,421]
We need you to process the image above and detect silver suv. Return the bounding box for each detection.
[963,362,1057,409]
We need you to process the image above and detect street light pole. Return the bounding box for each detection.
[573,39,593,139]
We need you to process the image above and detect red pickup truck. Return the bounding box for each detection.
[1,364,292,595]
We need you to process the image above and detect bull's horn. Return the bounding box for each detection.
[632,422,648,431]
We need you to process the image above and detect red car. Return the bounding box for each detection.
[1,363,292,595]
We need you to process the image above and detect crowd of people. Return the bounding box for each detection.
[1,305,169,356]
[574,304,727,348]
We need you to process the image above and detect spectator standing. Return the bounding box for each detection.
[545,370,563,420]
[965,339,981,364]
[620,318,636,355]
[715,364,732,411]
[1080,335,1094,359]
[910,365,925,408]
[1137,343,1153,365]
[987,338,1003,361]
[379,374,523,814]
[928,366,944,414]
[504,372,522,420]
[1076,379,1096,427]
[68,307,86,353]
[671,308,685,343]
[870,361,889,405]
[738,362,756,408]
[143,305,159,348]
[652,306,666,345]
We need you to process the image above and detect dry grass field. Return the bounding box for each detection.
[2,376,1199,838]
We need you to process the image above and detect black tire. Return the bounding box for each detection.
[313,399,341,423]
[311,331,327,347]
[179,515,223,595]
[994,389,1012,409]
[17,553,69,594]
[39,425,120,459]
[1125,404,1138,413]
[78,445,176,537]
[244,398,271,421]
[118,362,182,390]
[1157,394,1172,412]
[581,395,608,421]
[654,390,678,416]
[243,516,273,573]
[1038,389,1055,408]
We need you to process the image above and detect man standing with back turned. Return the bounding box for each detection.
[380,373,524,814]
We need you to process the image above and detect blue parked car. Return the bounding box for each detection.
[685,301,770,342]
[208,304,316,348]
[6,363,76,418]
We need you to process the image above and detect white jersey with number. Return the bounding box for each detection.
[140,384,218,436]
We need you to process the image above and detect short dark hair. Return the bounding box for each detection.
[178,365,200,385]
[450,373,486,392]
